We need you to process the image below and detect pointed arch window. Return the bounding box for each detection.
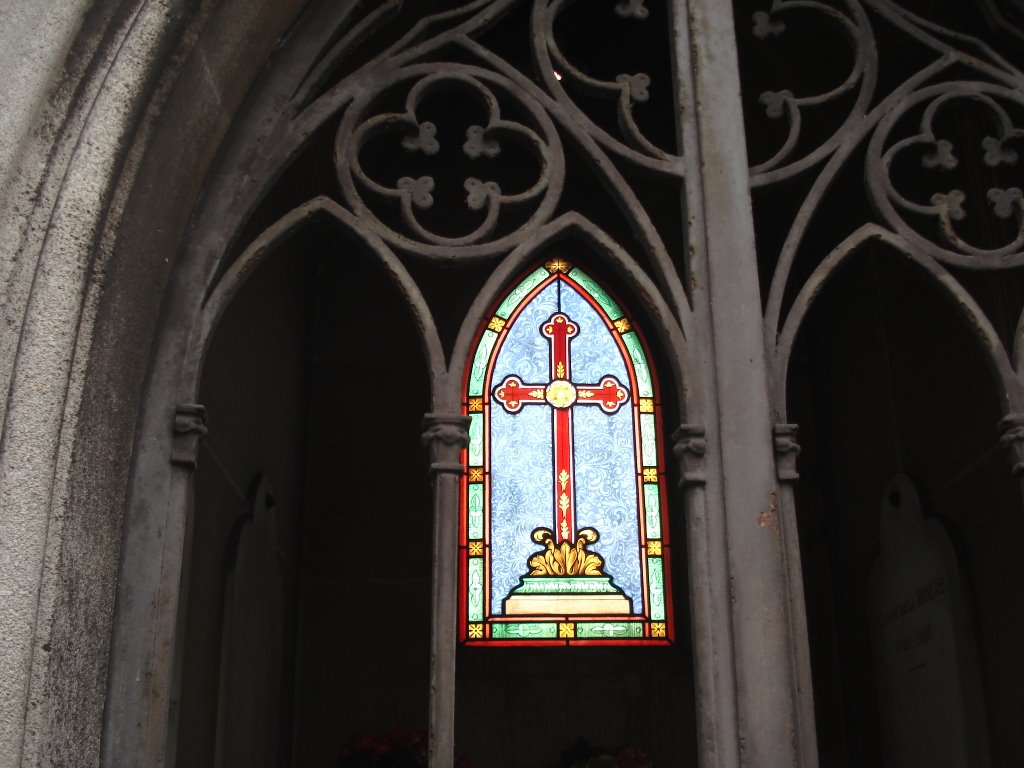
[460,259,674,646]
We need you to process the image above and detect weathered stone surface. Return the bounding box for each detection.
[0,1,306,764]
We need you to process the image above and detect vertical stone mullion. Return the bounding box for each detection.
[671,1,741,764]
[422,412,469,768]
[675,0,809,764]
[773,424,819,768]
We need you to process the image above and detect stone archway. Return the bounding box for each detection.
[5,2,1024,767]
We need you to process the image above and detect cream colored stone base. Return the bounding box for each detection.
[504,592,633,616]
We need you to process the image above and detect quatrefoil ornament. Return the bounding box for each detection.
[537,0,676,168]
[337,67,563,260]
[869,86,1024,266]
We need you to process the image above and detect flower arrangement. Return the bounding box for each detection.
[338,729,649,768]
[560,738,653,768]
[338,727,470,768]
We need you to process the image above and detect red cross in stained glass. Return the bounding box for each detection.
[493,312,629,542]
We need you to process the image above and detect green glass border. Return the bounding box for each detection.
[640,413,657,466]
[576,621,645,639]
[643,483,661,538]
[568,268,623,320]
[492,622,558,640]
[468,558,485,622]
[495,267,549,319]
[621,332,653,397]
[649,557,666,621]
[468,413,484,466]
[468,330,498,397]
[462,262,677,645]
[467,483,485,539]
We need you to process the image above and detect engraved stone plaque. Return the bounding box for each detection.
[868,475,990,767]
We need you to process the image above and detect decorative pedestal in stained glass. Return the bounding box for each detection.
[503,576,633,616]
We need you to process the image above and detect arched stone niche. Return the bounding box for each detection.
[0,1,309,764]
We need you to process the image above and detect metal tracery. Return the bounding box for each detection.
[736,0,1024,415]
[100,1,1024,765]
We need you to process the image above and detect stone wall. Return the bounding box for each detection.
[0,1,306,764]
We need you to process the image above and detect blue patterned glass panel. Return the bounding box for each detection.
[489,281,561,614]
[469,265,677,645]
[568,268,623,320]
[490,404,552,614]
[492,281,559,384]
[488,276,650,615]
[574,405,642,611]
[558,283,627,385]
[495,267,548,319]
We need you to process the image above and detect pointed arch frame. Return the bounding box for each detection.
[771,224,1024,421]
[98,3,735,767]
[457,258,678,646]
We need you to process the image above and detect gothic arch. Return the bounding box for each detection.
[773,233,1024,764]
[102,3,717,766]
[185,197,448,399]
[772,224,1023,421]
[0,1,314,763]
[14,0,1023,765]
[450,213,697,421]
[735,2,1024,761]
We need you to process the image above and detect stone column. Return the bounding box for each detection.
[773,424,819,767]
[672,423,735,764]
[421,412,469,768]
[165,404,209,768]
[104,401,208,768]
[675,0,813,763]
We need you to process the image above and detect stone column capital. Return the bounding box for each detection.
[773,423,800,483]
[171,403,208,468]
[672,424,707,487]
[998,413,1024,476]
[422,412,470,476]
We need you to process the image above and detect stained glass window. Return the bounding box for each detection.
[460,259,674,646]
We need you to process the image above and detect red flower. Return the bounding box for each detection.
[616,746,652,768]
[339,727,466,767]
